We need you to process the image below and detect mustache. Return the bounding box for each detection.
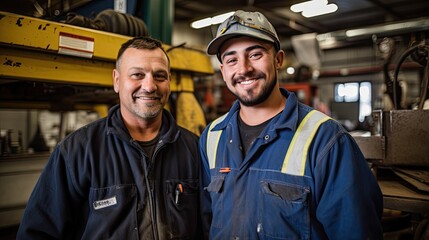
[233,73,266,82]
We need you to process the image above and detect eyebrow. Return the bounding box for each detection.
[221,44,268,61]
[128,66,168,72]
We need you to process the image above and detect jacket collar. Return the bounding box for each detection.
[212,88,300,132]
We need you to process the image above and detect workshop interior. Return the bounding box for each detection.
[0,0,429,239]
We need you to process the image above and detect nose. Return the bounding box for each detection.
[141,74,157,93]
[236,58,253,75]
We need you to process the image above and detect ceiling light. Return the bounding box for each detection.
[190,11,235,29]
[302,3,338,17]
[291,0,327,12]
[345,21,423,37]
[291,0,338,18]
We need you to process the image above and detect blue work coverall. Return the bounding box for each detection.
[199,88,383,239]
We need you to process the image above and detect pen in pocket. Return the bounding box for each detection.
[175,183,183,205]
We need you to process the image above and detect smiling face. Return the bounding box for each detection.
[219,36,284,107]
[113,47,170,123]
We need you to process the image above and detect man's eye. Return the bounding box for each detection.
[250,52,263,59]
[225,58,237,64]
[155,74,168,81]
[131,73,144,78]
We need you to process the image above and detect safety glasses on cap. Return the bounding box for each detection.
[217,14,278,41]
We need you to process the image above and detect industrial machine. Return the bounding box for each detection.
[354,40,429,239]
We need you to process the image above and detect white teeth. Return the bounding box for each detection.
[239,80,255,85]
[137,97,156,100]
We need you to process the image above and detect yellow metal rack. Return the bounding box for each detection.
[0,11,213,88]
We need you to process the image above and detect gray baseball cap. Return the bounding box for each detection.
[207,10,280,60]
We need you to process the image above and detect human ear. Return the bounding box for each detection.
[112,69,120,93]
[219,64,227,83]
[275,50,285,69]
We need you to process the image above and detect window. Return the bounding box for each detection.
[334,82,372,122]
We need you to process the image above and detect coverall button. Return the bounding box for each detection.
[264,135,270,141]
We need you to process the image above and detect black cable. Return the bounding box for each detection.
[393,44,429,110]
[418,48,429,110]
[393,45,422,109]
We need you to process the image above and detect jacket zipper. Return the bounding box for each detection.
[132,139,165,240]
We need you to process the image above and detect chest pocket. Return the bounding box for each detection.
[205,175,226,229]
[165,179,200,238]
[85,184,138,239]
[258,180,311,239]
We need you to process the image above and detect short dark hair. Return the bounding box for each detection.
[116,36,170,69]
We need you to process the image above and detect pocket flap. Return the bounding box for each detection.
[206,176,225,193]
[261,181,308,202]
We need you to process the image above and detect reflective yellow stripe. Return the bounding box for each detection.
[281,110,330,176]
[206,114,227,169]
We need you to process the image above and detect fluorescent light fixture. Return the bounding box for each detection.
[291,0,327,12]
[191,18,212,29]
[345,21,422,37]
[302,3,338,17]
[191,11,235,29]
[291,0,338,18]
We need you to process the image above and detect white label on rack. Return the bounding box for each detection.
[114,0,127,13]
[58,32,94,58]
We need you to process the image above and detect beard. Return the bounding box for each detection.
[231,71,278,107]
[130,93,165,120]
[134,102,163,119]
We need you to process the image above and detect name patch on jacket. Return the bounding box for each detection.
[93,196,117,210]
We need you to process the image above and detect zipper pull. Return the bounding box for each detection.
[175,183,183,205]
